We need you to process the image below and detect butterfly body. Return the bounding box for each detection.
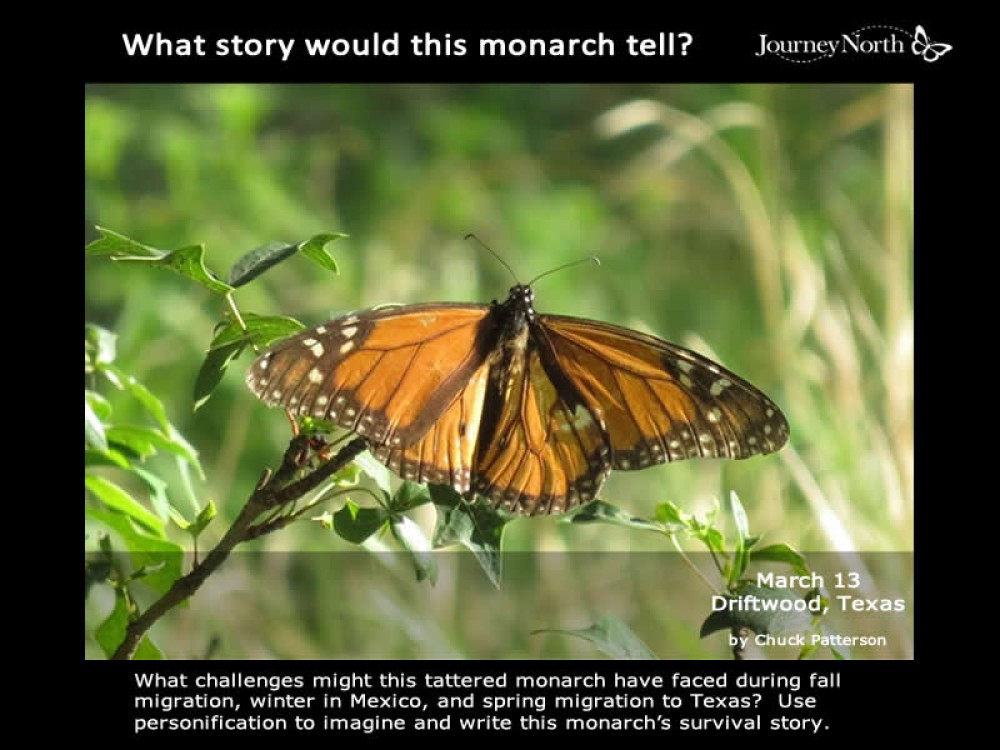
[247,284,788,515]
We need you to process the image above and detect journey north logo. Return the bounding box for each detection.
[757,24,952,63]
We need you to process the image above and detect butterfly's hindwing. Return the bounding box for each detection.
[473,343,610,515]
[371,362,490,492]
[539,315,789,469]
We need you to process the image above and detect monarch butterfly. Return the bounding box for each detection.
[246,281,789,515]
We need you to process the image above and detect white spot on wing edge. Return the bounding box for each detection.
[308,368,323,384]
[339,340,355,354]
[710,378,732,396]
[341,326,358,339]
[310,342,325,357]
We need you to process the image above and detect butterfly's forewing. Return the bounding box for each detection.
[246,303,496,447]
[473,346,610,515]
[538,315,789,469]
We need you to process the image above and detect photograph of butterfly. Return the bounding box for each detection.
[246,272,789,516]
[85,83,912,658]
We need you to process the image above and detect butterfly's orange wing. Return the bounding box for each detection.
[246,303,496,448]
[537,315,789,470]
[471,346,610,515]
[370,362,490,493]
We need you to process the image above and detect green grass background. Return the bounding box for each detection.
[85,84,912,658]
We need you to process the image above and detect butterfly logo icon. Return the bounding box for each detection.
[912,25,952,62]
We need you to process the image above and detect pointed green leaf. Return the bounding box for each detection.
[227,241,300,287]
[564,500,663,532]
[430,485,511,588]
[534,614,657,660]
[208,313,305,350]
[655,500,686,526]
[85,506,183,595]
[116,244,233,295]
[354,451,392,497]
[94,591,164,660]
[85,447,132,470]
[194,340,245,411]
[85,390,112,421]
[130,466,170,520]
[85,398,108,451]
[106,426,159,460]
[85,475,164,536]
[749,543,810,577]
[299,233,346,275]
[226,233,345,287]
[390,515,437,585]
[163,424,203,477]
[728,491,749,582]
[390,482,432,514]
[116,369,169,432]
[187,500,217,539]
[86,226,163,258]
[332,500,388,544]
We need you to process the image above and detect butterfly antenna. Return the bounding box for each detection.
[528,256,601,287]
[464,233,520,284]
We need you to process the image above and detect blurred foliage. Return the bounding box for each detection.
[84,84,912,659]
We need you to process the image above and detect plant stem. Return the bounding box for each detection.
[111,437,367,660]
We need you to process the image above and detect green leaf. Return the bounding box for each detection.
[564,500,663,533]
[85,447,132,470]
[116,244,234,295]
[699,527,726,556]
[130,466,170,520]
[85,398,108,452]
[113,369,170,432]
[187,500,217,539]
[86,506,183,595]
[85,475,164,536]
[106,425,159,460]
[390,515,437,585]
[86,226,163,258]
[728,491,750,582]
[332,500,388,544]
[194,340,245,411]
[749,543,811,577]
[94,590,164,660]
[85,390,112,421]
[85,323,118,365]
[208,313,305,350]
[354,451,392,497]
[728,491,750,542]
[390,482,432,514]
[227,241,300,287]
[534,614,657,660]
[700,583,816,639]
[430,485,511,588]
[299,232,346,275]
[105,426,201,474]
[226,233,345,287]
[655,500,686,526]
[163,424,204,477]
